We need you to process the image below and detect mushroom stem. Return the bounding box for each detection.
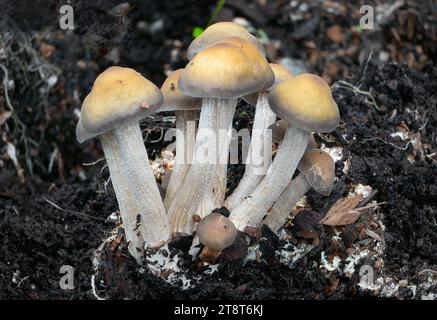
[225,93,276,211]
[100,122,170,261]
[212,110,236,207]
[263,173,311,234]
[229,126,309,231]
[196,189,216,219]
[168,98,237,235]
[164,110,197,210]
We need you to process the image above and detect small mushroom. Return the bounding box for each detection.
[196,213,238,257]
[264,150,335,234]
[225,64,294,211]
[160,69,201,210]
[229,73,340,231]
[76,66,170,262]
[168,39,273,235]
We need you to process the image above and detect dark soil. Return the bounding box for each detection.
[0,0,436,300]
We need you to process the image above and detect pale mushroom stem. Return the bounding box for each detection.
[229,126,309,231]
[263,173,311,234]
[225,93,276,211]
[164,110,197,210]
[168,98,237,235]
[212,102,237,207]
[195,191,216,219]
[100,122,170,262]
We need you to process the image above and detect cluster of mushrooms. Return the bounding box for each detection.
[76,22,340,273]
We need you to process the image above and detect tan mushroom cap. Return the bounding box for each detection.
[269,120,317,149]
[243,63,294,106]
[220,37,274,90]
[297,150,335,195]
[179,41,273,98]
[76,66,163,143]
[187,21,265,60]
[268,73,340,133]
[196,213,238,251]
[159,69,202,112]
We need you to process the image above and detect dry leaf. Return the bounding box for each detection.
[0,111,12,126]
[319,194,364,226]
[365,229,383,242]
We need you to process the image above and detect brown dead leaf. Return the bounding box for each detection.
[326,25,344,44]
[39,42,56,59]
[295,230,319,239]
[199,246,220,264]
[365,229,383,242]
[245,226,262,241]
[0,111,12,126]
[319,194,364,226]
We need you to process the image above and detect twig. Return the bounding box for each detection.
[418,117,429,131]
[418,269,437,276]
[362,137,413,150]
[334,80,381,111]
[361,49,373,82]
[82,158,105,166]
[41,196,105,221]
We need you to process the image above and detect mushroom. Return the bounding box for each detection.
[167,39,274,235]
[263,150,335,234]
[76,66,170,262]
[160,69,201,210]
[229,73,340,231]
[225,64,294,211]
[196,212,238,259]
[187,21,264,60]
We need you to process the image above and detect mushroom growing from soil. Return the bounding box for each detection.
[76,66,170,262]
[229,73,340,231]
[160,69,201,210]
[225,64,294,211]
[196,212,238,261]
[263,150,335,234]
[167,38,273,235]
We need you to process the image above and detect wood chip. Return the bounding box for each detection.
[319,194,364,226]
[365,229,383,242]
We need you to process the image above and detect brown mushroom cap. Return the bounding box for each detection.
[219,37,274,90]
[196,213,238,251]
[297,150,335,195]
[269,120,317,148]
[243,63,294,106]
[76,66,162,143]
[159,69,202,112]
[268,73,340,132]
[179,41,273,98]
[187,21,264,60]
